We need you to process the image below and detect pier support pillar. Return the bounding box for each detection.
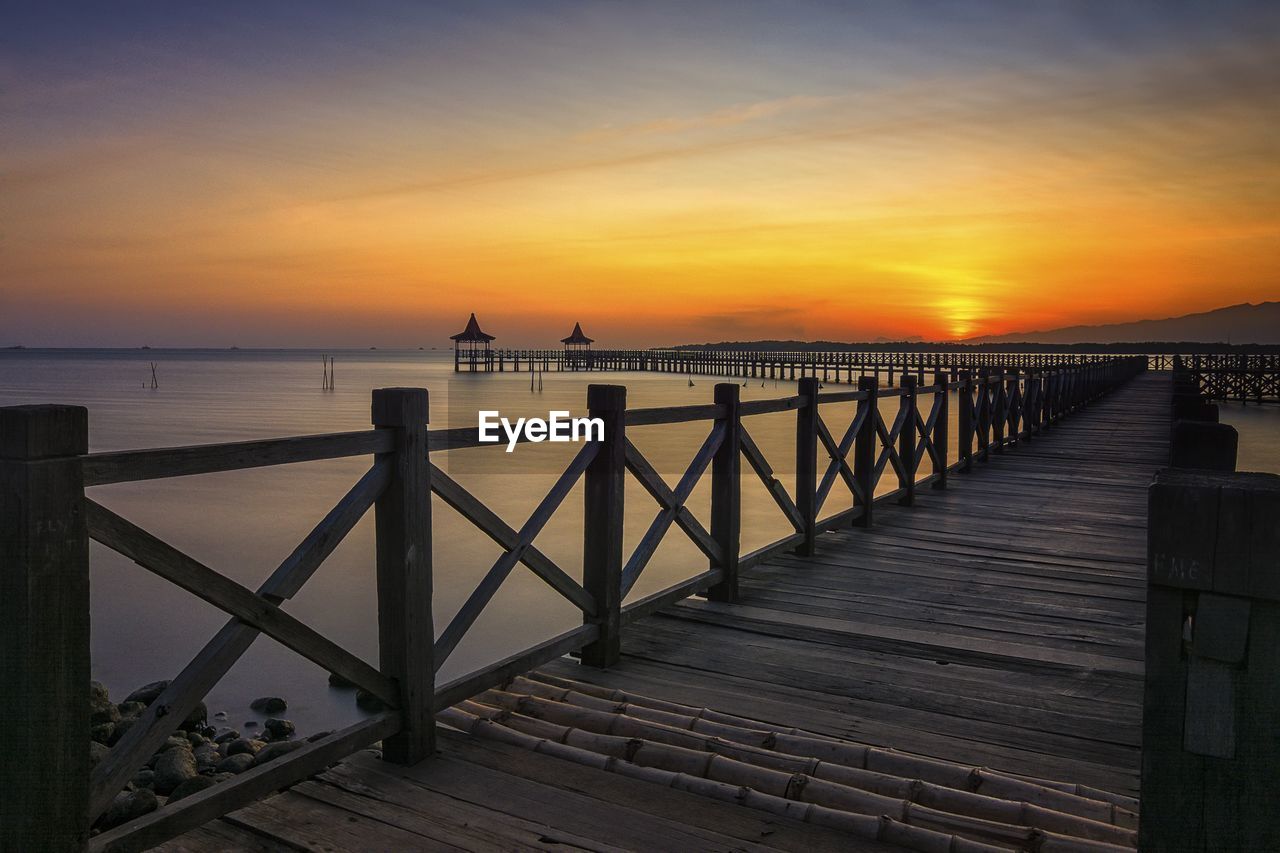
[707,384,741,601]
[1171,421,1238,472]
[931,371,949,488]
[581,385,626,667]
[1143,469,1280,851]
[372,388,435,765]
[853,377,878,525]
[1,404,90,852]
[794,378,819,555]
[898,376,917,505]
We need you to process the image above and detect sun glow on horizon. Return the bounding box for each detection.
[2,3,1278,347]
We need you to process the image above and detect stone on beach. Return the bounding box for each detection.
[90,681,120,725]
[84,678,318,811]
[123,680,169,706]
[193,744,220,771]
[253,740,304,766]
[264,718,295,740]
[107,716,136,746]
[117,700,146,718]
[157,735,189,753]
[97,789,157,831]
[215,753,255,774]
[167,775,219,803]
[250,696,287,713]
[152,746,198,795]
[225,737,266,757]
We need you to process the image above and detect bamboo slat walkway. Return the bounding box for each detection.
[161,373,1169,851]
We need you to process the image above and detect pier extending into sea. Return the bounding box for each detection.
[459,347,1280,405]
[5,355,1278,851]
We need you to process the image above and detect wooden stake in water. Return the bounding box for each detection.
[149,362,158,389]
[322,355,335,391]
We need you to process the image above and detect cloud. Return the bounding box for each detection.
[576,94,837,142]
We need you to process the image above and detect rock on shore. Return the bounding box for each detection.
[88,681,306,833]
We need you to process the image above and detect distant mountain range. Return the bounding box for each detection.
[964,301,1280,345]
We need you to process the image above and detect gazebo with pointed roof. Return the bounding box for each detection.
[560,322,594,348]
[451,312,495,371]
[560,321,594,370]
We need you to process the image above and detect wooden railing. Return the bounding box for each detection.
[1171,353,1280,405]
[463,347,1278,378]
[0,357,1146,851]
[464,346,1168,375]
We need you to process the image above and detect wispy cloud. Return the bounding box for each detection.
[576,94,837,142]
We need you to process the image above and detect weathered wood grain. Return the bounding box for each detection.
[83,430,391,486]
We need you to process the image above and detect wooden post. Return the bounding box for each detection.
[1006,370,1021,445]
[1027,370,1041,436]
[991,368,1006,453]
[853,376,877,526]
[1171,421,1238,471]
[1142,469,1280,851]
[1,405,90,851]
[581,384,626,667]
[707,384,741,602]
[958,370,974,472]
[1173,391,1219,421]
[898,375,917,505]
[932,371,948,489]
[372,388,434,765]
[1036,369,1049,430]
[1048,368,1058,424]
[976,368,992,461]
[795,377,819,555]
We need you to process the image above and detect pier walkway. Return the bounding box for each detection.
[162,373,1168,850]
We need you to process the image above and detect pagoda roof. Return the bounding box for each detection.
[450,313,495,343]
[560,322,594,345]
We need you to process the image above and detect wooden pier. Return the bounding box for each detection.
[461,347,1279,405]
[165,372,1168,852]
[5,358,1188,851]
[1176,353,1280,405]
[461,347,1134,379]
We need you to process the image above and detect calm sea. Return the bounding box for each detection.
[2,349,1275,733]
[1219,401,1280,474]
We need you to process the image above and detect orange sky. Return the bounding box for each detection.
[3,3,1278,347]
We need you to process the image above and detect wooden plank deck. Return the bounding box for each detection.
[163,373,1168,851]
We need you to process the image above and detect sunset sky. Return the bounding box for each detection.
[3,1,1278,347]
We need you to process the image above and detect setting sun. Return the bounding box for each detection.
[3,2,1278,347]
